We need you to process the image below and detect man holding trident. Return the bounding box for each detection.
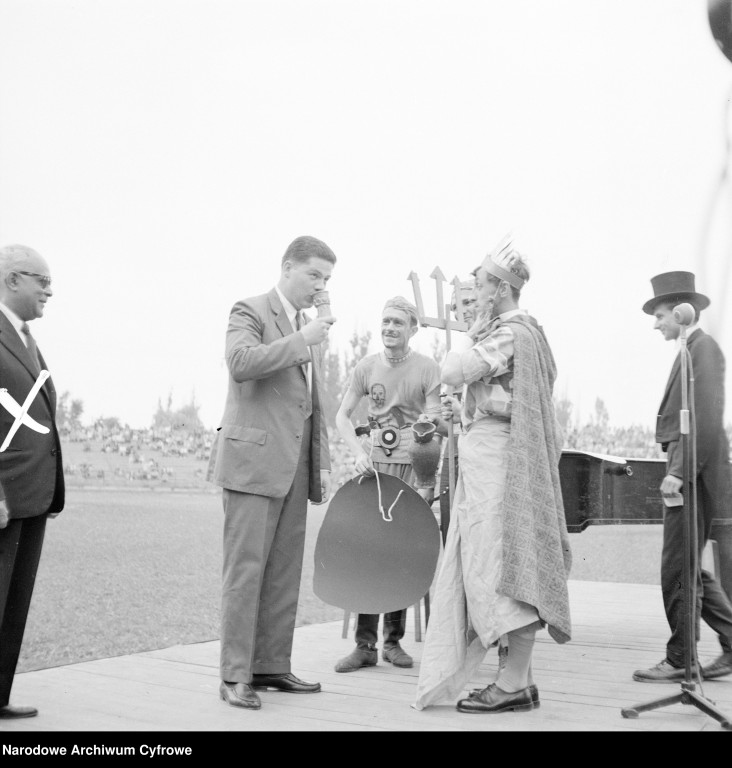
[413,238,571,714]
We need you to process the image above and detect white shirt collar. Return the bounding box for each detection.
[275,286,299,327]
[675,323,700,349]
[0,301,25,337]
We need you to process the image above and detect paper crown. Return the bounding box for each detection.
[480,232,526,291]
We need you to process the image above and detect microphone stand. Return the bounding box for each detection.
[621,319,731,729]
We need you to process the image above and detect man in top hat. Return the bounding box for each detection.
[633,271,732,683]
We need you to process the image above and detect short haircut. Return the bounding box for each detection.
[383,296,419,327]
[281,236,337,267]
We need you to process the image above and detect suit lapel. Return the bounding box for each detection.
[268,288,309,387]
[0,312,54,409]
[268,289,294,339]
[0,312,41,381]
[659,329,702,411]
[662,353,681,402]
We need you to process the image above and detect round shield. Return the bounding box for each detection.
[313,473,440,614]
[709,0,732,65]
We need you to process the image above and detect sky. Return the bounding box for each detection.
[2,0,732,432]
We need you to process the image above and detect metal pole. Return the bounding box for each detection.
[444,303,456,512]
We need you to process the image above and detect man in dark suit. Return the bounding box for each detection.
[633,271,732,683]
[0,244,64,719]
[208,235,336,710]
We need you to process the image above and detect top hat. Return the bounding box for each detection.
[642,271,710,315]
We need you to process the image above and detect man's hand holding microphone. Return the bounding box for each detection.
[300,290,336,346]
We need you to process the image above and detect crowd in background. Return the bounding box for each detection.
[59,416,732,490]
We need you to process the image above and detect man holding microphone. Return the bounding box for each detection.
[208,235,337,711]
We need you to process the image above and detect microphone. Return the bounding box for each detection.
[312,290,331,318]
[673,303,695,326]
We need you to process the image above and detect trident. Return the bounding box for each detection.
[407,267,469,517]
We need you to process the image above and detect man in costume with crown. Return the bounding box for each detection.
[413,238,572,714]
[632,271,732,683]
[332,296,446,674]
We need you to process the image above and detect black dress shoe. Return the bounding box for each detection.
[251,672,321,693]
[457,683,533,714]
[219,681,261,710]
[0,704,38,719]
[470,683,540,708]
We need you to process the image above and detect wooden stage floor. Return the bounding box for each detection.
[2,580,732,734]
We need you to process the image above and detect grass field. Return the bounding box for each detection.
[17,486,664,674]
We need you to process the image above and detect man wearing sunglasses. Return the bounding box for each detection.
[0,244,64,720]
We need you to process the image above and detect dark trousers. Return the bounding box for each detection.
[662,477,732,666]
[220,418,311,683]
[0,515,47,706]
[355,610,406,649]
[354,460,413,650]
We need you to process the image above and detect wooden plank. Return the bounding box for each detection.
[5,580,732,733]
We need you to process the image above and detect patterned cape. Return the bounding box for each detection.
[498,314,572,643]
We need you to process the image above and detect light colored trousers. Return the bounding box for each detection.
[220,418,311,683]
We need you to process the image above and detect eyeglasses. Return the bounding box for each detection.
[16,271,52,289]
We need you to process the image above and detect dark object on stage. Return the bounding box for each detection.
[558,451,732,604]
[313,473,440,614]
[708,0,732,65]
[440,448,666,538]
[559,450,665,532]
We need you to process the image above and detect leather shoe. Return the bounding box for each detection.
[471,683,539,708]
[0,704,38,719]
[335,646,378,673]
[219,681,261,710]
[702,652,732,680]
[632,659,695,683]
[251,672,321,693]
[457,683,533,714]
[382,644,413,668]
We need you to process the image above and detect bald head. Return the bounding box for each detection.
[0,244,53,321]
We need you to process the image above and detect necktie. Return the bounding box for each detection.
[21,322,42,375]
[295,312,312,401]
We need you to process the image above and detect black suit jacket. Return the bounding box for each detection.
[655,328,731,519]
[0,312,64,519]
